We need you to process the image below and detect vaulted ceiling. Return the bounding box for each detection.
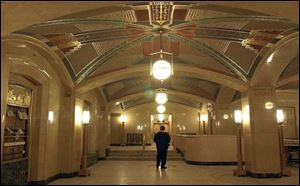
[3,1,299,110]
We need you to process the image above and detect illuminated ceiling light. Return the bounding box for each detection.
[267,53,274,63]
[158,114,164,122]
[157,105,166,113]
[150,29,173,81]
[265,102,274,110]
[152,59,172,80]
[155,92,168,104]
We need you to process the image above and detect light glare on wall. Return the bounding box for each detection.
[75,106,82,125]
[48,111,54,124]
[267,53,274,63]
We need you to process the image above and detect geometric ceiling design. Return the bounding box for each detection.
[9,1,299,110]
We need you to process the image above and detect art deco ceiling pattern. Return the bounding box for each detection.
[8,1,299,110]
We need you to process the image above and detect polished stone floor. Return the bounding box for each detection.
[49,160,299,185]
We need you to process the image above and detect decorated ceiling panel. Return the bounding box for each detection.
[10,1,298,110]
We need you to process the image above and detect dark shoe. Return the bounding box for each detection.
[161,166,167,169]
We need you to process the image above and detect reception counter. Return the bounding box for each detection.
[173,134,242,165]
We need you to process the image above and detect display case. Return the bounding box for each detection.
[2,84,31,163]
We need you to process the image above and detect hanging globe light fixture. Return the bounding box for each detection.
[158,114,164,122]
[157,105,166,113]
[152,59,172,80]
[150,30,173,81]
[155,89,168,105]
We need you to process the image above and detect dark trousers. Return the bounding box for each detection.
[156,149,168,167]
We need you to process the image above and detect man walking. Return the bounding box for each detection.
[154,125,170,169]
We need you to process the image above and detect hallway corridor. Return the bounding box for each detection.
[1,1,299,185]
[49,161,299,185]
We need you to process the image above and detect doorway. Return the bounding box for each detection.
[150,114,172,145]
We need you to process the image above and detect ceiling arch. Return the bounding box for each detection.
[250,32,299,87]
[108,89,214,106]
[76,64,247,93]
[2,1,298,111]
[2,1,298,36]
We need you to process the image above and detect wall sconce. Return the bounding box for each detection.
[82,111,90,125]
[120,114,127,146]
[137,125,144,130]
[234,110,242,124]
[276,109,284,123]
[200,114,208,134]
[233,109,246,176]
[48,111,54,124]
[276,109,291,176]
[120,114,127,125]
[265,102,274,110]
[79,109,91,177]
[223,114,229,120]
[200,114,208,123]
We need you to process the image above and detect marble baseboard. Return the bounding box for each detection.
[110,144,152,146]
[246,171,282,178]
[87,153,98,167]
[185,160,238,166]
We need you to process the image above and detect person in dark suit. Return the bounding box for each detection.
[154,125,170,169]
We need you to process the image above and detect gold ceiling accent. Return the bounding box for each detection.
[148,1,174,26]
[44,34,82,56]
[241,30,283,53]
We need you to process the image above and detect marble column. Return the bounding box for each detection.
[241,87,281,177]
[1,45,10,162]
[59,88,77,174]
